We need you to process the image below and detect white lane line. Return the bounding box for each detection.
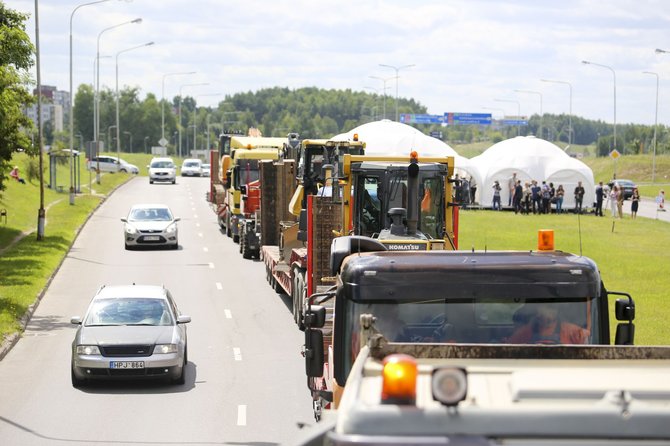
[196,222,201,227]
[193,214,199,219]
[224,309,232,319]
[237,405,247,426]
[203,247,209,252]
[216,282,222,290]
[198,232,203,238]
[209,262,215,269]
[233,347,242,361]
[192,207,196,211]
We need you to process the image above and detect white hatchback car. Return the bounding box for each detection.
[70,284,190,386]
[181,158,203,177]
[148,157,176,184]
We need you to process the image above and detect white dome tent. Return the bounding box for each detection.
[331,120,477,181]
[471,136,595,210]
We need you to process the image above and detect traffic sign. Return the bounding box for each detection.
[609,149,621,159]
[158,137,168,147]
[446,113,492,125]
[399,114,444,124]
[502,119,529,126]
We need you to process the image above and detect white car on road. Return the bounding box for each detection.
[181,158,203,177]
[148,157,176,184]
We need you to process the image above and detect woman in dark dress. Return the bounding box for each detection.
[631,188,640,219]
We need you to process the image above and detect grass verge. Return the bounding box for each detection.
[458,209,670,345]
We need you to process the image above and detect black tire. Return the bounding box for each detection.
[172,241,179,250]
[125,243,131,251]
[296,273,306,330]
[172,179,176,184]
[149,180,154,184]
[173,352,186,385]
[226,215,232,238]
[241,231,252,259]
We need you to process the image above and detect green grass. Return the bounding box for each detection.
[0,152,131,341]
[458,210,670,345]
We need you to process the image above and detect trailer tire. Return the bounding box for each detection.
[241,230,252,259]
[296,272,306,330]
[225,215,232,238]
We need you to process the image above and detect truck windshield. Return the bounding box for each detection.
[235,159,260,187]
[342,297,601,373]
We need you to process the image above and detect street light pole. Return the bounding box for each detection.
[643,71,659,183]
[514,89,543,138]
[368,76,395,120]
[178,82,209,158]
[115,41,154,164]
[95,17,142,183]
[582,60,617,154]
[69,0,109,205]
[34,0,45,239]
[161,71,196,142]
[494,98,521,136]
[143,136,149,153]
[540,78,573,148]
[193,93,221,153]
[123,131,132,152]
[379,64,415,121]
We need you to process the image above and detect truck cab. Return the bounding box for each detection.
[303,235,636,420]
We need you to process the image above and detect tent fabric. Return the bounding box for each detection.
[470,136,595,209]
[330,120,476,177]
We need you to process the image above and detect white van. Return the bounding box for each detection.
[181,158,203,177]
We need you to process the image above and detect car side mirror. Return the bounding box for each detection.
[173,217,181,222]
[70,316,82,325]
[177,315,191,324]
[120,218,127,223]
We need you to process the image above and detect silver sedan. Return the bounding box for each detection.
[122,204,180,249]
[70,284,191,386]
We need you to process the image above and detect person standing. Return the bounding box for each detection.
[513,180,523,214]
[595,181,604,216]
[630,188,640,219]
[507,172,517,207]
[522,182,532,214]
[657,190,666,212]
[531,180,541,214]
[541,181,551,214]
[469,176,477,204]
[555,185,565,214]
[609,184,619,218]
[492,180,502,211]
[616,184,624,218]
[574,181,585,214]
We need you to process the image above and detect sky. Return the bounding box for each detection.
[5,0,670,127]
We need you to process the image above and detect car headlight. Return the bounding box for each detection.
[154,344,178,354]
[125,224,138,235]
[166,223,177,234]
[76,345,101,355]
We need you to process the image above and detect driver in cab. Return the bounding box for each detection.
[508,303,588,345]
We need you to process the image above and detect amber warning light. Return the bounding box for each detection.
[410,150,419,162]
[381,354,417,405]
[538,229,554,251]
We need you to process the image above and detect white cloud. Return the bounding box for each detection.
[5,0,670,123]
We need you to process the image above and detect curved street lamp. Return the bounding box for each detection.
[494,98,521,136]
[514,89,543,138]
[69,0,110,205]
[94,17,142,183]
[642,71,659,182]
[161,71,196,141]
[582,60,617,155]
[193,93,222,153]
[541,79,573,148]
[178,82,209,157]
[368,75,395,120]
[379,63,415,121]
[115,41,154,163]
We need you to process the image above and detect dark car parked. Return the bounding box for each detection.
[608,179,636,200]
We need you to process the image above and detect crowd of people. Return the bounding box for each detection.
[490,172,585,215]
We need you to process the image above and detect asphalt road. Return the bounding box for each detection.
[0,176,314,445]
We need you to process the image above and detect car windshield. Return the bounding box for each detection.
[84,298,173,326]
[129,207,173,221]
[151,161,174,168]
[184,162,200,167]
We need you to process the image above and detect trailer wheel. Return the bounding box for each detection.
[296,272,306,330]
[225,214,232,238]
[241,230,252,259]
[292,271,300,325]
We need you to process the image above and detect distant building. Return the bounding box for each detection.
[24,85,70,133]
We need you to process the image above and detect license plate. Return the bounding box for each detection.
[110,361,145,369]
[144,236,160,241]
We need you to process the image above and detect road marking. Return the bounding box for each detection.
[203,247,209,252]
[209,262,215,269]
[237,405,247,426]
[193,214,199,219]
[216,282,222,290]
[233,347,242,361]
[224,309,232,319]
[196,222,201,227]
[192,207,196,211]
[198,232,203,238]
